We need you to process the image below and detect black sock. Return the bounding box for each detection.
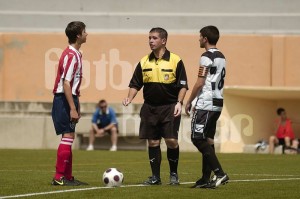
[148,146,161,178]
[202,144,215,181]
[167,146,179,174]
[193,140,224,177]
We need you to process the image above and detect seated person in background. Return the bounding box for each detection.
[86,99,118,151]
[269,108,299,154]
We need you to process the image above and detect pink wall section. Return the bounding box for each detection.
[0,33,300,102]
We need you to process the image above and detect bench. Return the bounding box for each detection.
[74,115,147,150]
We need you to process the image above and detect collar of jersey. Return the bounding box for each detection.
[148,49,170,61]
[68,45,81,55]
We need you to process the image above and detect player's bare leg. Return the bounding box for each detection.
[109,126,118,151]
[269,136,278,154]
[87,128,96,151]
[292,139,299,154]
[285,137,299,154]
[87,126,106,151]
[143,139,162,185]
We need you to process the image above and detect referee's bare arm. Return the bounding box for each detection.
[123,88,138,106]
[63,80,79,122]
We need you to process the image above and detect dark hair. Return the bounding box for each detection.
[65,21,86,44]
[98,99,107,104]
[149,27,168,40]
[200,25,220,45]
[277,108,285,115]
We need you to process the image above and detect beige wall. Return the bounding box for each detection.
[1,33,300,102]
[1,33,300,152]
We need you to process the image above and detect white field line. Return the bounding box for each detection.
[1,178,300,199]
[0,170,300,177]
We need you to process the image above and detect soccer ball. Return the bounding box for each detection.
[102,168,124,187]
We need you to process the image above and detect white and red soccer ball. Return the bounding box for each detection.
[102,168,124,187]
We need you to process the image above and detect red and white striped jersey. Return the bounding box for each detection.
[53,45,83,96]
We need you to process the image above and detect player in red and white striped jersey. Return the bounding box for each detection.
[51,21,88,186]
[53,45,83,96]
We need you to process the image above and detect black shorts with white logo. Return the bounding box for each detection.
[139,103,181,140]
[191,110,221,140]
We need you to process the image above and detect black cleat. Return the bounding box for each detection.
[190,178,210,188]
[51,176,80,186]
[207,174,229,189]
[169,172,180,185]
[69,177,89,185]
[143,176,162,185]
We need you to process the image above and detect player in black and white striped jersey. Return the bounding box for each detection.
[185,25,229,189]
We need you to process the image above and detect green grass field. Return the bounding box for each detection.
[1,149,300,199]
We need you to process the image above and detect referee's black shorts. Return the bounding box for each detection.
[52,93,79,135]
[139,103,181,140]
[191,110,221,140]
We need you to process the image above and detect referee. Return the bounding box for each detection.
[123,27,188,185]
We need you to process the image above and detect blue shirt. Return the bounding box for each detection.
[91,107,117,128]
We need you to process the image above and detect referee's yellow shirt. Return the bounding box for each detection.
[129,49,188,106]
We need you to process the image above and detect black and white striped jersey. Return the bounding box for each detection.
[195,48,226,112]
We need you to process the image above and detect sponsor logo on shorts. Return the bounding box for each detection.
[70,122,76,129]
[194,124,204,133]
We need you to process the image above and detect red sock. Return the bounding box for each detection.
[65,146,73,180]
[54,137,73,180]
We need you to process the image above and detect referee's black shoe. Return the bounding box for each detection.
[143,176,161,185]
[169,172,180,185]
[190,178,210,188]
[207,174,229,189]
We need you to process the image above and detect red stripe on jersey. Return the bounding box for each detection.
[53,46,83,95]
[62,53,76,80]
[53,48,69,94]
[76,55,83,96]
[69,62,78,94]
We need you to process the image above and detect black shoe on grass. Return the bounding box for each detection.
[69,176,89,185]
[207,174,229,189]
[191,178,210,188]
[169,172,180,185]
[143,176,162,185]
[51,177,80,186]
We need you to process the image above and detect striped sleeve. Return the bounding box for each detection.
[62,53,77,81]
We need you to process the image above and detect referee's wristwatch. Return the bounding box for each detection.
[177,100,183,105]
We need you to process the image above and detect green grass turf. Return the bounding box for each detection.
[0,149,300,199]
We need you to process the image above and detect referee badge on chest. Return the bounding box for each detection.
[164,74,169,80]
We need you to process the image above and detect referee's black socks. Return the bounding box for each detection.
[167,146,179,174]
[148,146,161,178]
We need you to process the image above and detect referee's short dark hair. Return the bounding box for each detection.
[65,21,86,44]
[200,25,220,45]
[277,108,285,116]
[150,27,168,40]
